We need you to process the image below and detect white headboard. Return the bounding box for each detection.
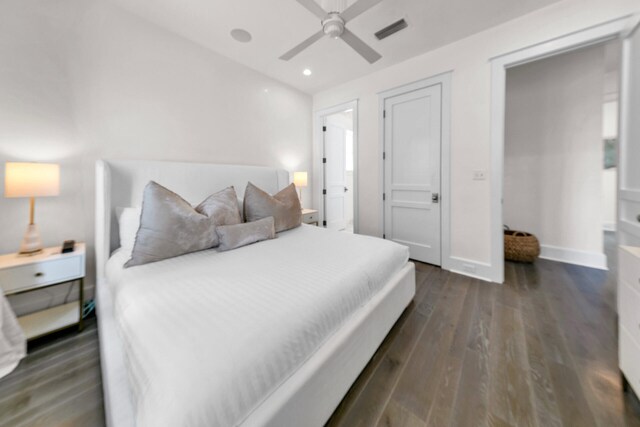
[95,159,289,284]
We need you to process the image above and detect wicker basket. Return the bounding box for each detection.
[504,228,540,263]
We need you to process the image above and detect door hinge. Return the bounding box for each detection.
[383,193,386,201]
[322,158,326,164]
[383,233,386,239]
[322,189,327,195]
[383,110,386,118]
[322,126,327,132]
[383,151,386,160]
[323,220,327,227]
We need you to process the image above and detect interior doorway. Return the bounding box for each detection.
[314,101,358,233]
[489,16,638,284]
[382,83,442,265]
[503,40,620,271]
[376,72,452,269]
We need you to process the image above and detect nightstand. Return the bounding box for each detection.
[302,208,319,226]
[0,243,86,340]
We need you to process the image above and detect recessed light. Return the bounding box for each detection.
[303,68,312,76]
[230,29,252,43]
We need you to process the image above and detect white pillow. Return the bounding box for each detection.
[116,207,141,255]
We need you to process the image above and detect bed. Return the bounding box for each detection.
[95,159,415,427]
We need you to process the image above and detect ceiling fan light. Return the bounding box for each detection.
[323,14,345,38]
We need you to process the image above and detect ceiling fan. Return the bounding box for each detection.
[280,0,384,64]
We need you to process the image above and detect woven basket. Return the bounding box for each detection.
[504,228,540,263]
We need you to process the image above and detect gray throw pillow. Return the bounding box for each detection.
[125,182,242,267]
[216,216,276,252]
[195,187,243,245]
[243,182,302,232]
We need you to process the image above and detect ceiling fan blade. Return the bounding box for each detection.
[340,28,381,63]
[340,0,385,22]
[279,30,325,60]
[296,0,328,19]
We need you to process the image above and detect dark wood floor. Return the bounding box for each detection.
[1,242,639,426]
[0,320,104,427]
[328,234,640,427]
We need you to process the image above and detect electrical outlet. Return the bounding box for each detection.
[473,170,487,181]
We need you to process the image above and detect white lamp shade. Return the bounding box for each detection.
[293,171,308,188]
[4,162,60,198]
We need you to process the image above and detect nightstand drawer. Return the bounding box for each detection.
[0,256,83,294]
[303,212,318,223]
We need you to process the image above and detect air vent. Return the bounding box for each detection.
[374,19,408,41]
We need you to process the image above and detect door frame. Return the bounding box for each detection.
[313,100,359,232]
[618,16,640,247]
[489,15,637,284]
[378,71,452,268]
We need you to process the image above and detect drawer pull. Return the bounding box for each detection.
[34,272,44,277]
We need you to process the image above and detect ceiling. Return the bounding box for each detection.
[111,0,562,94]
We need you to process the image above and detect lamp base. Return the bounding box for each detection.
[19,224,43,255]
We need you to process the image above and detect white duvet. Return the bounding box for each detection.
[0,294,26,379]
[106,225,408,427]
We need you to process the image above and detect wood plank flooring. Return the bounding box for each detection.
[1,246,639,426]
[0,320,105,427]
[328,238,640,427]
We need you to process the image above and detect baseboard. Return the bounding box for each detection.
[444,256,494,283]
[603,222,617,232]
[539,244,608,270]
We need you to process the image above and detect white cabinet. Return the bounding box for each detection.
[619,246,640,397]
[0,244,86,340]
[302,209,319,226]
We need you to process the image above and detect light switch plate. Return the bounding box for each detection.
[473,170,487,180]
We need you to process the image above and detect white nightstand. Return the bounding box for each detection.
[302,209,319,226]
[0,243,86,340]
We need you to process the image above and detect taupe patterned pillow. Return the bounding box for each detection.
[243,182,302,232]
[125,182,242,267]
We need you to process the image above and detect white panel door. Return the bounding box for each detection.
[324,120,347,231]
[619,20,640,247]
[384,84,442,265]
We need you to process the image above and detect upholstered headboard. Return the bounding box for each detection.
[95,159,289,284]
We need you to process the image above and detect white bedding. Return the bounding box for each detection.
[106,225,408,427]
[0,294,26,379]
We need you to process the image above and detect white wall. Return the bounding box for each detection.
[602,101,619,231]
[503,44,606,266]
[0,0,312,314]
[602,39,620,232]
[603,168,617,231]
[312,0,637,278]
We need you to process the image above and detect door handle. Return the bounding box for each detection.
[432,193,439,203]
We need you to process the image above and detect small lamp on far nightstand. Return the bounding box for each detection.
[293,171,308,209]
[4,162,60,254]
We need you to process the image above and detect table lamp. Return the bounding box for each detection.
[4,162,60,254]
[293,171,308,208]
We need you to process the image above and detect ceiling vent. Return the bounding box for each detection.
[374,19,408,40]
